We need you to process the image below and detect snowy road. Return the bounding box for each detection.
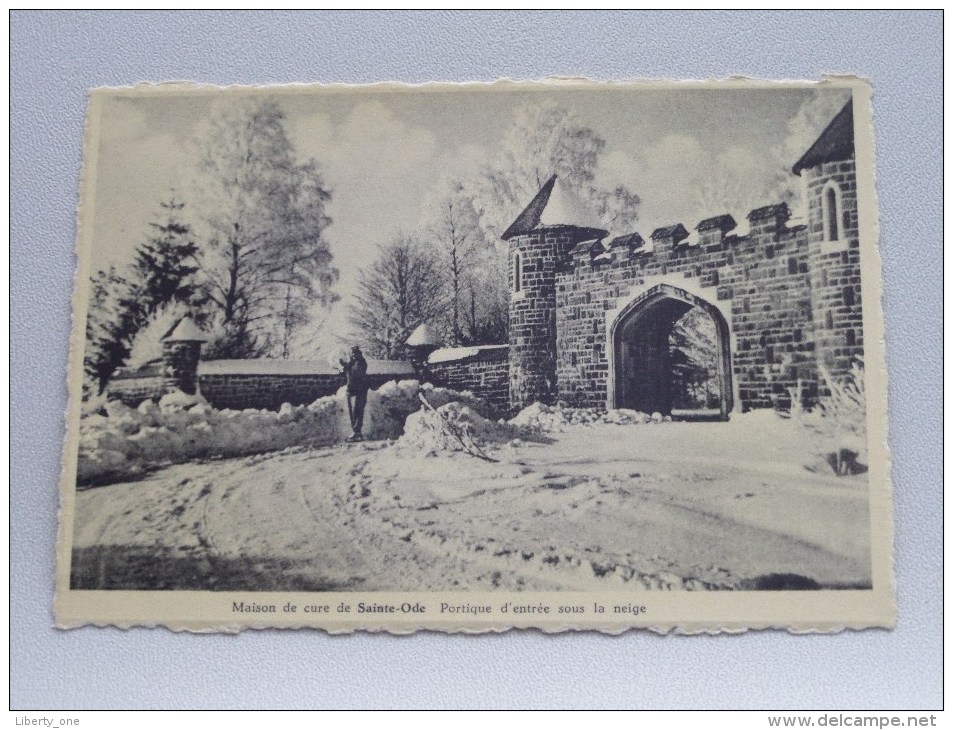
[70,412,871,592]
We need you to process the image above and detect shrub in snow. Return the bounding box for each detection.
[79,390,109,417]
[76,380,491,485]
[398,402,523,456]
[815,359,867,475]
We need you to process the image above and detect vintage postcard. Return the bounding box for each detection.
[55,78,894,633]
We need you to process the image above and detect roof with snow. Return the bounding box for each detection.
[538,177,606,230]
[427,344,508,365]
[406,323,441,347]
[568,239,604,256]
[501,174,557,240]
[650,224,689,243]
[696,214,737,233]
[501,174,607,240]
[162,315,207,342]
[747,202,791,222]
[608,232,646,249]
[198,359,415,377]
[792,100,854,175]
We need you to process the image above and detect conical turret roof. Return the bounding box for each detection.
[538,177,605,229]
[162,315,207,343]
[405,323,441,347]
[501,174,606,240]
[792,100,854,175]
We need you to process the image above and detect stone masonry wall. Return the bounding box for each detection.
[426,347,510,416]
[107,363,166,407]
[197,373,345,411]
[554,210,826,412]
[804,159,864,386]
[107,367,406,411]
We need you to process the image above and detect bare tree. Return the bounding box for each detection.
[186,100,337,359]
[426,181,484,346]
[348,235,448,358]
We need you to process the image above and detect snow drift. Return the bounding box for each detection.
[77,380,487,485]
[508,402,664,432]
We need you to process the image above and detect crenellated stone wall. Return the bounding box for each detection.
[503,99,863,417]
[551,206,823,412]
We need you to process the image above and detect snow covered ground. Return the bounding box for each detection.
[69,410,871,592]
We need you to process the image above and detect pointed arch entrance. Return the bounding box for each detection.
[609,284,733,420]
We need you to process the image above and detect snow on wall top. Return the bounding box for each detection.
[427,345,508,364]
[198,359,416,377]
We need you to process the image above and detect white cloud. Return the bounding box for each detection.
[287,101,447,344]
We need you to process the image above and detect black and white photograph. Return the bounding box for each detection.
[56,79,893,631]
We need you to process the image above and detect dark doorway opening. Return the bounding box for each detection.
[612,285,732,420]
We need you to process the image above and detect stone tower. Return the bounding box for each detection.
[503,175,608,411]
[793,99,863,383]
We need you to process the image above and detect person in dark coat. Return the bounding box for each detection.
[339,345,369,442]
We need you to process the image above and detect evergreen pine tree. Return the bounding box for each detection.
[83,265,132,397]
[125,197,200,316]
[82,196,201,397]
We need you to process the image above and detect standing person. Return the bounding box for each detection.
[339,345,369,442]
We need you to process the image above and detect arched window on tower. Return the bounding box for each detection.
[512,251,523,293]
[822,181,843,242]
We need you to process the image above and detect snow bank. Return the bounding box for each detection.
[398,402,523,456]
[509,403,656,432]
[77,381,488,485]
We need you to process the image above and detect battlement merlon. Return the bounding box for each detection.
[651,223,690,250]
[696,214,737,249]
[747,202,792,232]
[559,200,802,271]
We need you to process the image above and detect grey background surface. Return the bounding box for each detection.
[10,11,942,709]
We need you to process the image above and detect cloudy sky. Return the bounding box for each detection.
[86,82,852,350]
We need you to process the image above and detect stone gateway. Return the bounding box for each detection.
[505,100,862,417]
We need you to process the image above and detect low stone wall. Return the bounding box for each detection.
[106,350,513,415]
[426,346,510,416]
[197,373,343,411]
[107,363,166,407]
[106,358,416,411]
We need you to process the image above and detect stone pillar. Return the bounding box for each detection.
[160,315,207,395]
[404,323,441,382]
[162,341,202,395]
[407,344,438,380]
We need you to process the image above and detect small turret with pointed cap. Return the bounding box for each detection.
[161,315,205,395]
[406,323,441,348]
[405,323,441,375]
[162,315,207,343]
[501,174,607,242]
